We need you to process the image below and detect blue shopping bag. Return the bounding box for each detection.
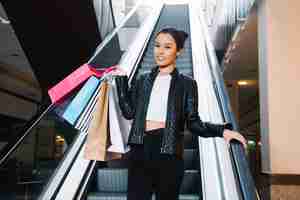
[62,76,101,125]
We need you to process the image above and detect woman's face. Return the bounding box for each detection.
[154,33,179,68]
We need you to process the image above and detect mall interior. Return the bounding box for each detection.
[0,0,299,199]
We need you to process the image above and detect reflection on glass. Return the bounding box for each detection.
[112,0,155,27]
[90,2,155,68]
[0,109,79,200]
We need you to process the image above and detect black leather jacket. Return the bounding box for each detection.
[115,66,232,155]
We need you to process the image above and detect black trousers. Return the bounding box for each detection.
[127,129,184,200]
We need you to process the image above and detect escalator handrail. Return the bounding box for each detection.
[73,4,165,199]
[199,9,259,200]
[40,3,164,199]
[189,4,241,199]
[0,0,144,168]
[0,101,54,166]
[88,0,143,65]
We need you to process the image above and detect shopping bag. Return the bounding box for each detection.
[107,79,131,153]
[84,81,109,161]
[73,70,115,130]
[48,64,95,103]
[62,76,101,125]
[75,83,102,131]
[48,64,116,103]
[83,81,121,161]
[52,90,77,119]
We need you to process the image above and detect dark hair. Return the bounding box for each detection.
[156,27,188,50]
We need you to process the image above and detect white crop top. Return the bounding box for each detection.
[146,74,171,122]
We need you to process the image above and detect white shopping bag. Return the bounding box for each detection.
[107,79,131,153]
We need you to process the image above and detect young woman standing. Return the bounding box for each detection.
[113,28,246,200]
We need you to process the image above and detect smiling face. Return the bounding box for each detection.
[154,33,180,68]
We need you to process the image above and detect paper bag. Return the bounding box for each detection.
[48,64,116,103]
[84,81,110,161]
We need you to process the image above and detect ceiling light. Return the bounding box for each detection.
[56,138,65,143]
[0,16,10,24]
[238,81,248,86]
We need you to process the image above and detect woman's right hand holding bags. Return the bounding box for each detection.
[111,65,127,76]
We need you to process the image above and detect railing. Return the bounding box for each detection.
[198,0,255,50]
[199,6,260,200]
[39,2,164,199]
[189,4,240,199]
[0,1,161,199]
[0,101,54,166]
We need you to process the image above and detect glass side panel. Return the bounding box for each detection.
[0,99,79,200]
[0,2,158,199]
[89,2,156,68]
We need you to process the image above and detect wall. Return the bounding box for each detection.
[258,0,300,174]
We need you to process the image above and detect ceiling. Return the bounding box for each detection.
[0,1,101,122]
[0,0,101,98]
[0,4,41,101]
[0,5,35,76]
[223,4,258,81]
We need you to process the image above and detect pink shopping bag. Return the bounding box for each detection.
[48,63,115,103]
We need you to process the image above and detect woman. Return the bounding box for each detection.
[113,28,246,200]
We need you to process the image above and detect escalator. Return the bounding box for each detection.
[0,2,258,200]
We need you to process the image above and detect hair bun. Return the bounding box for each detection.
[178,30,188,40]
[176,30,188,49]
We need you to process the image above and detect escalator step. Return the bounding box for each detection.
[87,192,199,200]
[96,149,200,193]
[97,169,128,193]
[179,194,201,200]
[180,170,201,194]
[183,149,199,170]
[87,192,127,200]
[96,169,201,195]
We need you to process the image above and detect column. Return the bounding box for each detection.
[258,0,300,199]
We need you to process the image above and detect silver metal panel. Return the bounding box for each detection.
[50,3,164,200]
[55,144,90,200]
[117,2,163,83]
[38,131,87,200]
[93,0,115,39]
[189,3,240,200]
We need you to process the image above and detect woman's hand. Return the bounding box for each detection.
[111,65,127,76]
[223,129,247,149]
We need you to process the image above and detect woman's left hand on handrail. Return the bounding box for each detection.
[111,65,127,76]
[223,129,247,149]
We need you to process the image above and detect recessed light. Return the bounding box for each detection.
[238,81,248,86]
[0,16,10,24]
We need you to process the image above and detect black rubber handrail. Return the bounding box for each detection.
[205,37,259,200]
